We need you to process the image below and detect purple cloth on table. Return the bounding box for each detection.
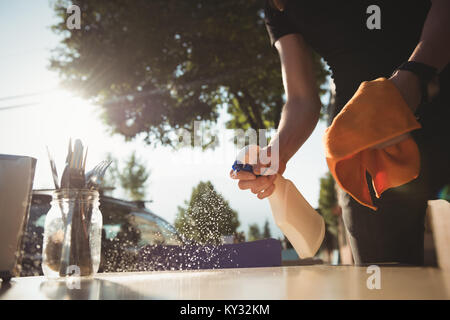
[138,238,282,271]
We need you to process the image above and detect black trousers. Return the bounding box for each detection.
[338,93,450,266]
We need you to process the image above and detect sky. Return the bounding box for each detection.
[0,0,329,239]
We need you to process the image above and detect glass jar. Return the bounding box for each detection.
[42,189,102,278]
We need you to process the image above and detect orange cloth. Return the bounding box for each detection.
[324,78,421,210]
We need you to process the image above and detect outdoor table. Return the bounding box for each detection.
[1,265,449,300]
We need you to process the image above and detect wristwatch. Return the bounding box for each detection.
[396,61,439,105]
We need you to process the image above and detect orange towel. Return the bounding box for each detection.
[324,78,421,210]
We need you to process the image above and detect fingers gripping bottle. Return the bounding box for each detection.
[232,146,325,259]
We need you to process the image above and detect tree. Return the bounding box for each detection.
[263,219,272,239]
[283,236,293,249]
[233,231,246,243]
[248,223,262,242]
[102,151,150,201]
[174,181,240,245]
[50,0,329,148]
[318,172,339,236]
[101,153,119,194]
[119,152,150,200]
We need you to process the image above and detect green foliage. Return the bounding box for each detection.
[50,0,329,148]
[102,153,119,192]
[439,184,450,201]
[247,223,262,241]
[233,231,246,243]
[174,181,240,245]
[103,151,150,201]
[262,219,272,239]
[119,152,150,200]
[318,172,338,236]
[248,219,271,241]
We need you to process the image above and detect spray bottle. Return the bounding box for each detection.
[232,146,325,259]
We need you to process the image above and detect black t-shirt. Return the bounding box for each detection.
[264,0,449,119]
[264,0,450,191]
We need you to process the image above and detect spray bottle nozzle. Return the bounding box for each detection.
[231,160,255,174]
[232,145,261,176]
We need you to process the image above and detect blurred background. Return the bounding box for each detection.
[1,1,447,270]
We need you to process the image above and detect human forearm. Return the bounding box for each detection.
[269,97,321,169]
[409,0,450,71]
[231,33,322,198]
[390,0,450,112]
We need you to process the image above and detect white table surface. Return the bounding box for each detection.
[1,265,450,300]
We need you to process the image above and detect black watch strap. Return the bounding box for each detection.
[397,61,438,105]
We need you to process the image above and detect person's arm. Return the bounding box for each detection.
[268,34,322,171]
[390,0,450,112]
[230,33,321,199]
[373,0,449,149]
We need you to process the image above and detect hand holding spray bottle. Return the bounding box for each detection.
[232,145,325,259]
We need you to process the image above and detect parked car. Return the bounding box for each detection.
[19,190,183,277]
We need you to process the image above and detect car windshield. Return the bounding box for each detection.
[100,200,182,247]
[132,212,181,246]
